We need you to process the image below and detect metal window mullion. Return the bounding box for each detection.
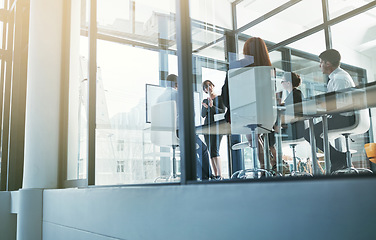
[0,8,14,191]
[176,0,196,183]
[7,0,29,191]
[321,0,332,49]
[60,0,72,188]
[0,0,10,191]
[281,49,292,72]
[269,1,376,52]
[235,0,302,34]
[87,0,97,186]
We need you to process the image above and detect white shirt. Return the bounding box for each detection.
[327,67,356,116]
[327,67,355,92]
[156,87,178,103]
[156,87,179,128]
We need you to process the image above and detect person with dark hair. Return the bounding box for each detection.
[156,74,211,180]
[281,72,304,106]
[201,79,225,179]
[303,49,356,172]
[280,72,305,139]
[221,37,277,170]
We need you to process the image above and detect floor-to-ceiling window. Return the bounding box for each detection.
[61,0,376,187]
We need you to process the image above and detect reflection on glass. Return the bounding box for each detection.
[331,7,376,67]
[236,0,290,29]
[241,1,322,44]
[95,39,165,185]
[290,55,325,98]
[287,30,326,55]
[328,0,371,19]
[190,0,232,29]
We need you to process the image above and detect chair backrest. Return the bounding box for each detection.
[327,109,370,139]
[228,66,277,134]
[150,101,179,147]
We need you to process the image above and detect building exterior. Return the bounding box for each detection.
[1,0,376,239]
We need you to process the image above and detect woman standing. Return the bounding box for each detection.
[201,80,225,179]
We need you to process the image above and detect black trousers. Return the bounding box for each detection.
[303,113,356,172]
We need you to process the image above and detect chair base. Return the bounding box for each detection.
[331,167,373,175]
[290,171,313,177]
[231,168,272,179]
[154,174,180,183]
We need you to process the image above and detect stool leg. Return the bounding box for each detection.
[290,144,297,172]
[343,134,352,168]
[172,145,177,178]
[263,133,270,171]
[251,128,258,170]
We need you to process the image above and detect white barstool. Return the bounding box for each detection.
[325,109,373,174]
[228,66,277,179]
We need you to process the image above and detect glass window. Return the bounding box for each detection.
[67,0,88,180]
[241,1,323,44]
[189,0,231,181]
[330,7,376,173]
[190,0,232,29]
[94,0,178,185]
[287,30,326,55]
[236,0,290,29]
[328,0,372,19]
[331,7,376,73]
[97,0,130,27]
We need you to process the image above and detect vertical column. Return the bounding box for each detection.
[23,0,64,189]
[176,0,196,182]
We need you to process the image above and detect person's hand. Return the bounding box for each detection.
[208,97,213,107]
[202,102,208,108]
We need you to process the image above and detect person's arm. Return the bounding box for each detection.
[221,74,229,108]
[221,73,230,122]
[212,96,225,114]
[201,99,208,118]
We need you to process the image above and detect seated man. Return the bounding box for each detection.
[303,49,356,172]
[156,74,211,180]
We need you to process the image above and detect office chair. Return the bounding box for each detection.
[326,109,373,174]
[150,101,180,181]
[228,66,277,179]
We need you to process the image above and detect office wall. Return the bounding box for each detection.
[42,178,376,240]
[0,192,17,239]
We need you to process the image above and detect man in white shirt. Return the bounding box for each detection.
[156,74,211,180]
[304,49,356,172]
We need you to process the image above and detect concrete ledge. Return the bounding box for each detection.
[42,177,376,240]
[0,191,17,239]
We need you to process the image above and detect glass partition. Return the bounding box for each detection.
[328,0,372,19]
[236,0,290,29]
[287,30,326,55]
[64,0,376,186]
[94,0,178,185]
[239,1,323,44]
[330,6,376,172]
